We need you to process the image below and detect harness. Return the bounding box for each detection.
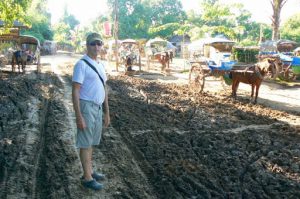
[254,64,264,80]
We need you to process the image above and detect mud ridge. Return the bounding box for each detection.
[0,72,82,199]
[108,75,300,198]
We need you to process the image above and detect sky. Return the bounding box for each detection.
[47,0,300,26]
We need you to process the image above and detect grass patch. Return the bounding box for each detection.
[180,69,190,73]
[265,77,300,87]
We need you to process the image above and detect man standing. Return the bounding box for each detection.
[72,32,110,191]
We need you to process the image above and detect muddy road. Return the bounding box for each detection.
[1,53,300,198]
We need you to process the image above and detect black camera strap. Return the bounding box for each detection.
[81,59,105,88]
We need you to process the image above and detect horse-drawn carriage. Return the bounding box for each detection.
[118,39,141,74]
[145,38,176,73]
[187,37,236,92]
[18,35,41,64]
[0,35,41,73]
[258,39,300,80]
[187,37,284,104]
[15,35,41,73]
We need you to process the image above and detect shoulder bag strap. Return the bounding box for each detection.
[81,59,105,87]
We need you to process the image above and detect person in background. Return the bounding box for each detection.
[72,32,110,191]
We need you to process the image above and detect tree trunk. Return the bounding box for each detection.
[271,0,287,41]
[114,0,119,71]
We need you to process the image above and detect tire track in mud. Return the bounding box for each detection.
[32,77,73,199]
[0,67,82,198]
[0,73,42,199]
[37,62,83,199]
[32,68,88,198]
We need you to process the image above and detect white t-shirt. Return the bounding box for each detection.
[72,55,107,105]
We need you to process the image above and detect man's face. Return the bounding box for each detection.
[87,40,103,56]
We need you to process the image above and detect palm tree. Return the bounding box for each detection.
[271,0,288,40]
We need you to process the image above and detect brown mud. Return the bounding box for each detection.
[0,54,300,198]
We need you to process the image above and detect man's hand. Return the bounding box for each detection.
[104,114,110,128]
[76,116,87,130]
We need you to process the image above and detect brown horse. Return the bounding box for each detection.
[230,58,278,104]
[154,51,171,71]
[121,54,136,72]
[11,50,28,73]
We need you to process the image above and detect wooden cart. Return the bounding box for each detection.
[188,60,236,93]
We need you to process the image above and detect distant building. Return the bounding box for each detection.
[168,35,191,55]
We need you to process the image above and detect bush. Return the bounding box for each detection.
[232,47,259,63]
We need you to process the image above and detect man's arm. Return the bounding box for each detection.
[72,82,86,130]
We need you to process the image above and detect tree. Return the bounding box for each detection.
[188,0,236,40]
[0,0,32,31]
[280,13,300,42]
[107,0,186,39]
[21,0,53,43]
[107,0,153,39]
[53,22,71,45]
[271,0,287,40]
[185,1,263,46]
[60,6,79,30]
[147,0,186,38]
[89,15,109,38]
[51,6,80,51]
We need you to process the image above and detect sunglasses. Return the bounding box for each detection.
[89,41,103,46]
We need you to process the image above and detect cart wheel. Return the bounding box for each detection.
[189,65,205,93]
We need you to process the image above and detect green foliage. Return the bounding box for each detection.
[53,22,71,44]
[149,23,181,38]
[188,26,206,41]
[21,16,53,43]
[0,0,32,31]
[107,0,152,39]
[238,38,258,47]
[232,47,259,63]
[61,7,80,30]
[89,15,109,38]
[18,0,53,43]
[201,1,231,24]
[51,6,80,51]
[184,1,264,45]
[107,0,186,39]
[147,0,187,38]
[148,0,186,25]
[281,13,300,42]
[2,0,293,51]
[104,0,269,45]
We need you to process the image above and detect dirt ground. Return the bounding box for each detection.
[1,53,300,198]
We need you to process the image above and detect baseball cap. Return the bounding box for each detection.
[86,33,102,45]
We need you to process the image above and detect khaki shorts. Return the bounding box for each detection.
[76,100,103,148]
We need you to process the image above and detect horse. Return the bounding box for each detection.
[119,51,137,74]
[230,58,279,104]
[11,50,28,73]
[154,51,171,71]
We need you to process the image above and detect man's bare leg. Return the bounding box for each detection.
[80,148,93,181]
